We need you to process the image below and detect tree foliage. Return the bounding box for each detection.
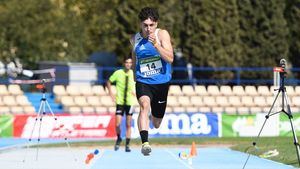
[0,0,299,80]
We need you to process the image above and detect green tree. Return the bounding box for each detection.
[0,0,87,67]
[285,0,300,79]
[180,0,242,81]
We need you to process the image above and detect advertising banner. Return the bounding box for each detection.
[122,112,220,138]
[13,114,116,138]
[0,115,13,137]
[222,113,279,137]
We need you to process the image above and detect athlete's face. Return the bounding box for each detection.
[124,58,132,70]
[141,18,157,37]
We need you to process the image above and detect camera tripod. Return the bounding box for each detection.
[23,79,77,162]
[242,60,300,168]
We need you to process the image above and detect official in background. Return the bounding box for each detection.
[106,57,136,152]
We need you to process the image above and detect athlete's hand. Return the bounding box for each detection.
[148,33,157,47]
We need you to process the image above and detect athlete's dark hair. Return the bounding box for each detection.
[124,54,132,62]
[138,7,159,22]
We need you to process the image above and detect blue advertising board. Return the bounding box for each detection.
[121,112,220,138]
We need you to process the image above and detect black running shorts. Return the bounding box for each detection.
[136,81,169,118]
[116,105,133,116]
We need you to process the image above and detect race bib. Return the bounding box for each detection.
[139,56,163,77]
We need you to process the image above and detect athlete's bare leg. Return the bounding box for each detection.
[138,95,152,155]
[138,96,151,131]
[125,115,132,152]
[114,114,122,151]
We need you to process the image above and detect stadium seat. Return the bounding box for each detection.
[173,106,186,113]
[66,85,81,96]
[215,96,230,107]
[74,96,89,107]
[253,96,267,107]
[108,106,115,113]
[237,107,250,114]
[177,96,192,107]
[10,106,23,114]
[87,96,102,106]
[8,84,23,95]
[290,107,300,113]
[66,106,81,114]
[190,96,204,107]
[168,85,182,96]
[186,106,198,113]
[16,95,31,106]
[53,85,67,96]
[61,96,75,107]
[0,106,10,114]
[266,96,276,106]
[262,107,271,113]
[167,96,179,107]
[285,86,296,96]
[202,96,216,107]
[232,86,245,96]
[165,107,173,113]
[100,96,115,107]
[241,96,255,107]
[3,96,16,106]
[211,107,224,113]
[245,86,258,96]
[224,107,237,114]
[0,85,9,95]
[250,107,263,113]
[292,96,300,107]
[182,85,195,96]
[80,85,94,96]
[207,85,220,96]
[228,96,242,107]
[295,86,300,95]
[194,85,209,96]
[23,106,36,114]
[198,107,211,113]
[257,86,271,96]
[82,106,95,114]
[92,85,108,96]
[95,107,108,114]
[220,85,233,96]
[0,97,4,106]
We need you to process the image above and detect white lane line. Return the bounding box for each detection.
[164,149,194,169]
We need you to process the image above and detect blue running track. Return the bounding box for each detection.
[90,147,296,169]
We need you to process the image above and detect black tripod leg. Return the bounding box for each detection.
[22,99,44,162]
[242,90,281,169]
[283,93,300,166]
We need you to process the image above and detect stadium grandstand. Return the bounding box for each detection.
[0,65,300,115]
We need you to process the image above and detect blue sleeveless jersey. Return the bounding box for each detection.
[133,31,172,84]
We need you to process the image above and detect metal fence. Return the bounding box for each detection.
[1,66,300,86]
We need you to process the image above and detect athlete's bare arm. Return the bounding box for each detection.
[149,29,173,63]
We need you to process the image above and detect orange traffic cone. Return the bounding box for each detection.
[85,153,94,164]
[189,141,197,157]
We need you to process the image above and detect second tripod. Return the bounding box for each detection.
[242,59,300,168]
[23,80,76,162]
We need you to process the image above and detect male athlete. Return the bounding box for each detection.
[106,57,135,152]
[131,7,174,156]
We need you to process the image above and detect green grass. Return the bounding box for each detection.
[39,137,300,168]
